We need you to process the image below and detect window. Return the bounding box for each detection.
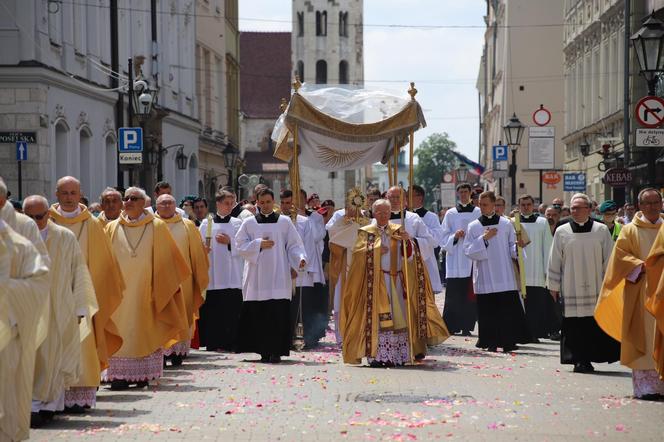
[55,122,69,179]
[297,12,304,37]
[316,10,327,36]
[297,60,304,81]
[105,136,117,187]
[339,11,348,37]
[79,128,92,198]
[316,60,327,84]
[48,4,62,46]
[339,60,349,84]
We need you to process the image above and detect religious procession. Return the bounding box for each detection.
[2,79,664,442]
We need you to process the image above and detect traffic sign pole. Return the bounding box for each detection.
[17,159,22,200]
[15,140,28,200]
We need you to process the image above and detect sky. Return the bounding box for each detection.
[239,0,486,161]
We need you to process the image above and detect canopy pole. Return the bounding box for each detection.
[408,129,414,209]
[407,82,418,209]
[393,139,399,186]
[291,123,301,221]
[387,154,393,187]
[399,182,415,365]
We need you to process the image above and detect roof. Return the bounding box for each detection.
[240,32,292,119]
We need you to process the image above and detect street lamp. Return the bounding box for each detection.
[456,163,469,183]
[175,147,188,171]
[147,143,185,182]
[503,113,525,206]
[223,144,239,188]
[631,13,664,96]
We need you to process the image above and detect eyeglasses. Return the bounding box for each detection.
[26,212,48,221]
[123,196,143,202]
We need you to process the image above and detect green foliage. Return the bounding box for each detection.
[414,132,458,208]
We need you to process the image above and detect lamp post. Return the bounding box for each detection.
[223,144,239,191]
[503,113,525,206]
[456,163,469,183]
[631,12,664,195]
[631,14,664,96]
[127,57,157,188]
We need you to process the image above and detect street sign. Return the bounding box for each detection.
[119,152,143,164]
[528,126,555,170]
[532,105,551,127]
[494,160,508,170]
[440,183,456,207]
[563,172,586,192]
[118,127,143,152]
[16,141,27,161]
[603,167,632,187]
[0,131,37,144]
[635,96,664,128]
[492,145,508,161]
[635,128,664,147]
[492,170,508,179]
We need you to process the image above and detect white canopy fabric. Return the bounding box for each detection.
[272,84,426,171]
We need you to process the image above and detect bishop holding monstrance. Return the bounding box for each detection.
[341,199,449,367]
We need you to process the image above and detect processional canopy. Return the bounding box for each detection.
[272,83,427,171]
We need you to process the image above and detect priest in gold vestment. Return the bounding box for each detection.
[0,218,50,441]
[23,196,98,426]
[0,177,48,259]
[155,194,209,366]
[596,188,664,399]
[49,176,124,410]
[98,187,123,226]
[104,187,190,388]
[341,199,449,366]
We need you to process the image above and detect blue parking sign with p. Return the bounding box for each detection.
[492,145,508,161]
[118,127,143,152]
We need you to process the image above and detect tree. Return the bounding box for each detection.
[414,132,458,208]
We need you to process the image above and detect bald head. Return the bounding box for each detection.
[55,176,82,212]
[23,195,50,230]
[156,193,177,219]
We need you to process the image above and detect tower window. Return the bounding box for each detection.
[297,12,304,37]
[297,60,304,81]
[339,60,348,84]
[316,60,327,84]
[339,11,348,37]
[316,10,327,36]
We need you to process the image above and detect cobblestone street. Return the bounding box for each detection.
[31,294,663,441]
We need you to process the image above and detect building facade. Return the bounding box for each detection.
[239,31,292,201]
[196,0,241,202]
[0,0,200,203]
[478,0,566,206]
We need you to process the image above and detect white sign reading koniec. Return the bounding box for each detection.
[635,128,664,147]
[119,152,143,164]
[528,126,555,170]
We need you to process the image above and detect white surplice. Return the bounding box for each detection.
[464,215,518,294]
[440,206,481,278]
[236,215,307,301]
[199,216,243,290]
[518,215,552,288]
[292,212,326,287]
[414,208,445,292]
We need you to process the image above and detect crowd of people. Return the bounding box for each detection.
[1,175,663,441]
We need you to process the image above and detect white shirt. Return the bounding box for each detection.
[199,215,244,290]
[464,215,518,294]
[440,205,481,278]
[236,214,307,301]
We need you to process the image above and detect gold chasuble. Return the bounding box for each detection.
[595,214,663,374]
[0,222,49,442]
[341,223,449,364]
[155,214,209,344]
[644,223,664,378]
[106,212,190,357]
[48,204,124,383]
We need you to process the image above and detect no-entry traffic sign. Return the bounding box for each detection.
[635,96,664,128]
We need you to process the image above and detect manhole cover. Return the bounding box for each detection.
[353,393,473,404]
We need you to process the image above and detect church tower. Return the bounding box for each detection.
[291,0,365,204]
[292,0,364,86]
